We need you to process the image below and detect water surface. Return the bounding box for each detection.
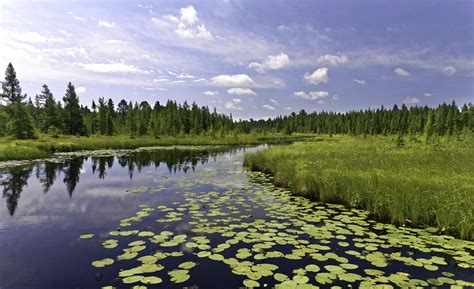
[0,146,473,289]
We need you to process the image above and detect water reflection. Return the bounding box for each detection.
[0,147,240,216]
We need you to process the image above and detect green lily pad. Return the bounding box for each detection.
[92,258,114,268]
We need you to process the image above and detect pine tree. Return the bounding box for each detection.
[1,63,22,104]
[1,63,35,139]
[41,85,61,133]
[90,101,98,135]
[423,110,435,144]
[98,97,107,135]
[62,82,86,135]
[106,98,114,135]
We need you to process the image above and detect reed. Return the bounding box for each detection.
[244,135,474,240]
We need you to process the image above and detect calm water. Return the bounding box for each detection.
[0,146,473,289]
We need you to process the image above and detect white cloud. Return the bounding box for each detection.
[211,74,255,87]
[153,78,170,82]
[353,79,366,85]
[424,92,432,97]
[284,106,293,110]
[192,78,206,83]
[262,104,276,111]
[394,67,410,77]
[153,5,212,40]
[403,97,421,104]
[294,90,329,100]
[144,87,167,91]
[277,25,291,32]
[269,99,280,105]
[180,5,199,25]
[10,31,63,44]
[79,62,143,73]
[58,30,73,37]
[304,67,329,85]
[248,52,290,73]
[175,72,195,79]
[442,66,457,76]
[227,87,256,95]
[76,86,86,94]
[224,98,243,110]
[98,20,116,28]
[317,53,348,66]
[203,90,218,96]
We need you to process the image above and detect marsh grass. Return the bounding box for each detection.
[244,135,474,240]
[0,134,308,161]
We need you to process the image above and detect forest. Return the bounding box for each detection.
[1,63,473,142]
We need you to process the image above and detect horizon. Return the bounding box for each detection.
[1,1,473,119]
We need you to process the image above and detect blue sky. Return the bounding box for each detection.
[1,0,473,119]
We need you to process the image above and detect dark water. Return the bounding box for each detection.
[0,146,473,289]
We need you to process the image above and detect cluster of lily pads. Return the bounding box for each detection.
[80,152,474,288]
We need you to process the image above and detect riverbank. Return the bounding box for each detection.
[244,135,474,240]
[0,134,308,162]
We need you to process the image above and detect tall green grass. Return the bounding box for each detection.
[244,135,474,240]
[0,134,309,161]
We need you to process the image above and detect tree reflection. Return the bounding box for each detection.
[1,166,33,215]
[62,157,84,197]
[1,147,240,215]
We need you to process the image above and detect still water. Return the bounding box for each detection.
[0,146,472,289]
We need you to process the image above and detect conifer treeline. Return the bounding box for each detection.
[1,63,473,140]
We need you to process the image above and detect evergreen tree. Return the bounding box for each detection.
[98,97,107,135]
[62,82,86,135]
[1,63,21,104]
[41,85,61,133]
[107,98,114,135]
[1,63,35,139]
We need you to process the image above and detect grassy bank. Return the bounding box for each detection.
[0,134,308,162]
[244,135,474,240]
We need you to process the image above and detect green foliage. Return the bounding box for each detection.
[7,100,36,139]
[0,110,8,136]
[62,82,86,135]
[244,136,474,240]
[0,134,303,161]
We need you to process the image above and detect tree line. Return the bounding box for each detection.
[1,63,473,141]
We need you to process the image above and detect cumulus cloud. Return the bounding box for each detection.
[248,52,290,73]
[76,86,86,94]
[284,106,293,110]
[317,53,348,66]
[262,104,276,111]
[304,67,328,85]
[424,92,432,97]
[98,20,115,28]
[403,97,421,104]
[211,74,255,87]
[269,99,280,105]
[224,98,243,110]
[394,67,410,77]
[152,5,211,40]
[353,79,366,85]
[227,87,256,95]
[203,90,218,96]
[294,90,329,100]
[79,62,143,73]
[442,66,457,76]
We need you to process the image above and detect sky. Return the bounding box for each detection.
[1,0,473,119]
